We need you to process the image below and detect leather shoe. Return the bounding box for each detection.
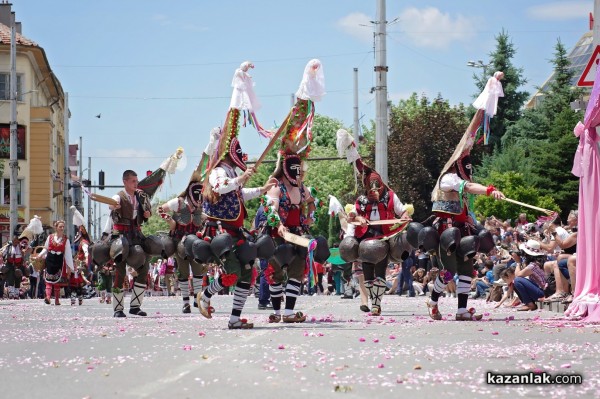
[258,303,273,310]
[113,310,127,318]
[182,303,191,314]
[129,307,147,316]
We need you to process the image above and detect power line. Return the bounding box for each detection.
[55,51,373,69]
[69,88,357,101]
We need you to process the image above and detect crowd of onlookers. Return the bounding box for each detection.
[1,210,579,314]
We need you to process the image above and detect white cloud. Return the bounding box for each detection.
[396,7,478,50]
[527,1,591,20]
[336,12,374,43]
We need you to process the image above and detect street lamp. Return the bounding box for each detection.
[466,60,490,76]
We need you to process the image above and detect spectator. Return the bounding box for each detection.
[471,260,494,299]
[424,267,439,294]
[515,213,528,230]
[257,258,272,309]
[510,240,547,310]
[396,255,415,297]
[412,268,427,296]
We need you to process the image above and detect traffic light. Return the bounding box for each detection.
[98,170,105,190]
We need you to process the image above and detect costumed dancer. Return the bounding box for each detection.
[422,73,505,321]
[1,235,30,299]
[70,206,92,305]
[328,196,370,312]
[259,59,328,323]
[336,129,413,316]
[94,217,115,304]
[198,61,277,329]
[106,148,185,317]
[20,216,44,298]
[157,128,221,313]
[33,220,74,305]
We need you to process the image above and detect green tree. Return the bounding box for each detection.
[141,197,172,236]
[387,93,470,222]
[526,40,582,217]
[475,171,559,221]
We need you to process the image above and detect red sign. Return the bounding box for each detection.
[577,45,600,87]
[0,124,26,159]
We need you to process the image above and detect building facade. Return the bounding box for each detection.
[0,3,70,244]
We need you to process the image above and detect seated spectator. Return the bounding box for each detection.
[509,240,547,310]
[412,268,426,296]
[424,267,439,294]
[547,253,577,304]
[471,260,494,299]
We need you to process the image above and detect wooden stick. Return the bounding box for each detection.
[350,218,412,226]
[282,231,311,247]
[503,198,553,215]
[90,193,118,206]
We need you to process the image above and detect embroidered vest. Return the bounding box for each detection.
[111,190,145,226]
[202,166,245,226]
[173,198,204,239]
[354,190,401,238]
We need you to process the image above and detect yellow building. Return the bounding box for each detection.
[0,3,69,243]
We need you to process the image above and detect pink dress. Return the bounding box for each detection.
[565,66,600,321]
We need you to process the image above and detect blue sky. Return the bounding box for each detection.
[11,0,592,226]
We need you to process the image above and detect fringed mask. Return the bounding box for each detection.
[283,155,302,187]
[19,238,29,250]
[455,154,473,182]
[366,171,385,202]
[229,137,247,171]
[187,182,203,208]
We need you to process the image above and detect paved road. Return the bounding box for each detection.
[1,293,598,399]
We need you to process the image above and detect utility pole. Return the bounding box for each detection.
[87,157,92,234]
[9,10,18,238]
[63,92,71,240]
[93,194,98,240]
[374,0,389,183]
[353,68,360,145]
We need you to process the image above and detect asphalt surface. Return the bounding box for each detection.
[1,293,599,399]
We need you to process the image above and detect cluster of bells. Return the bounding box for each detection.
[89,232,331,268]
[339,221,495,264]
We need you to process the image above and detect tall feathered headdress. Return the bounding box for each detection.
[137,147,185,199]
[336,128,381,192]
[472,71,504,145]
[271,59,325,183]
[18,215,43,241]
[431,71,504,203]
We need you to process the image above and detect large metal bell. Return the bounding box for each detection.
[358,239,389,264]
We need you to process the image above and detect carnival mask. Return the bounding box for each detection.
[188,182,203,207]
[456,155,473,182]
[229,137,247,171]
[366,172,385,202]
[283,155,302,187]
